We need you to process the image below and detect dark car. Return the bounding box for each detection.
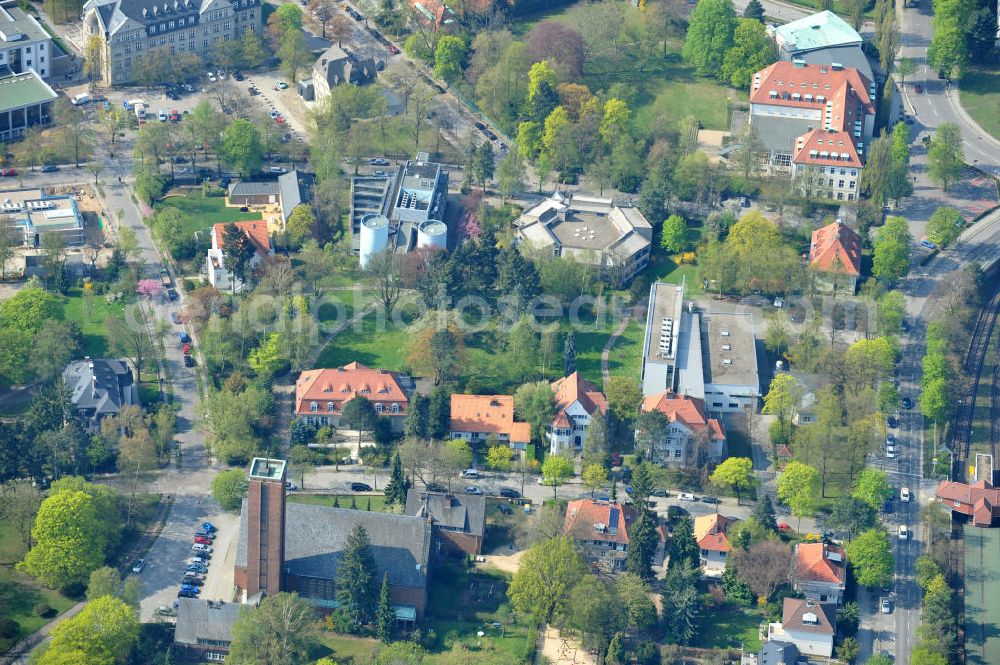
[667,505,689,521]
[40,164,58,172]
[651,489,668,497]
[178,589,198,598]
[184,355,195,368]
[180,583,200,594]
[497,503,512,515]
[499,487,520,499]
[195,530,215,539]
[181,575,203,586]
[179,332,191,343]
[901,397,913,409]
[350,482,372,492]
[883,499,894,514]
[202,522,217,532]
[886,415,898,428]
[700,496,721,504]
[425,482,446,493]
[167,289,178,301]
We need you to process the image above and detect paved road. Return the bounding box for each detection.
[897,0,1000,176]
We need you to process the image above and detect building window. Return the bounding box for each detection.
[849,181,855,189]
[838,180,844,188]
[168,20,174,27]
[310,402,317,412]
[375,403,383,414]
[728,403,738,409]
[391,403,399,414]
[326,402,334,412]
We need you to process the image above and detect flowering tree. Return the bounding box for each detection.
[136,279,163,299]
[460,213,482,240]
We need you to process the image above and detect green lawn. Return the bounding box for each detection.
[317,291,373,327]
[0,519,76,653]
[154,189,263,237]
[288,493,390,512]
[315,314,412,370]
[692,605,763,651]
[316,634,380,664]
[62,288,127,358]
[961,67,1000,143]
[635,77,734,133]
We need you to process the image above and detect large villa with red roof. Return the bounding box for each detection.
[639,391,726,468]
[295,362,415,432]
[792,542,847,604]
[546,372,608,456]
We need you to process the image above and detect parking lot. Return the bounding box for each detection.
[136,495,240,622]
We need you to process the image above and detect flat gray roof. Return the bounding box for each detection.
[699,304,759,389]
[644,281,685,365]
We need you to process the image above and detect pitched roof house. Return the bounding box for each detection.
[405,489,487,555]
[307,44,378,103]
[173,597,251,662]
[767,598,836,657]
[693,513,737,575]
[793,542,847,604]
[640,391,726,467]
[808,220,862,292]
[547,372,607,456]
[206,220,273,293]
[295,362,414,432]
[62,358,139,431]
[450,394,532,454]
[936,479,1000,527]
[564,499,638,572]
[225,171,303,232]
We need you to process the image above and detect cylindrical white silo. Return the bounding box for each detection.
[359,214,389,268]
[416,220,447,250]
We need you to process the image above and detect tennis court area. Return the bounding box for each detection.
[965,524,1000,665]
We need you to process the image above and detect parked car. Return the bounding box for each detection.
[778,522,792,531]
[425,482,446,493]
[192,544,212,553]
[373,170,388,177]
[350,482,372,492]
[900,487,911,502]
[370,158,389,166]
[178,332,191,343]
[40,165,58,172]
[131,559,146,573]
[667,505,689,520]
[678,492,698,502]
[880,597,892,614]
[920,239,938,250]
[194,530,215,539]
[186,563,209,574]
[901,397,913,409]
[887,415,898,428]
[275,80,288,90]
[884,499,894,514]
[181,575,204,586]
[201,521,217,533]
[155,605,177,617]
[188,556,210,565]
[650,489,668,497]
[886,448,896,459]
[0,168,16,177]
[269,110,280,119]
[184,355,195,368]
[177,588,198,598]
[180,583,201,594]
[897,525,909,540]
[499,487,520,499]
[463,486,483,495]
[700,496,720,504]
[462,469,479,479]
[285,481,299,491]
[194,536,213,545]
[886,432,895,446]
[182,343,191,355]
[267,166,287,174]
[388,44,400,54]
[158,109,168,121]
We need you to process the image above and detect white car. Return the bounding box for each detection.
[898,525,909,540]
[192,544,213,553]
[900,487,911,502]
[131,559,146,573]
[463,486,483,495]
[886,448,896,459]
[880,597,892,614]
[206,72,216,82]
[462,469,479,479]
[678,492,697,502]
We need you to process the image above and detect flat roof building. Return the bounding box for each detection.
[0,187,84,247]
[0,69,56,141]
[515,192,653,286]
[0,6,52,78]
[641,281,760,414]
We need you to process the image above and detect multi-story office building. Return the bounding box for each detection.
[0,4,52,78]
[82,0,261,84]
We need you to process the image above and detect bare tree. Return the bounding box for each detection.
[0,481,42,555]
[107,308,157,382]
[730,539,793,601]
[309,0,334,38]
[362,250,404,315]
[259,256,296,297]
[328,14,352,47]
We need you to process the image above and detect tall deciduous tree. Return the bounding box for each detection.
[776,461,819,529]
[846,528,894,587]
[926,206,964,248]
[711,457,754,504]
[721,19,776,88]
[682,0,738,76]
[222,119,263,178]
[540,454,574,498]
[508,536,586,623]
[660,214,687,253]
[18,490,107,590]
[43,595,139,664]
[852,468,893,510]
[872,216,912,283]
[433,35,467,83]
[927,122,965,191]
[730,539,791,601]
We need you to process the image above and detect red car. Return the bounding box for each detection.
[0,168,16,177]
[913,83,923,93]
[169,110,180,122]
[194,535,212,545]
[388,44,400,55]
[778,522,792,531]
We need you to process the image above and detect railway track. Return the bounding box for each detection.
[953,289,1000,469]
[992,365,1000,467]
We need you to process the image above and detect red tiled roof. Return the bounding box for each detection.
[751,61,874,131]
[694,514,736,552]
[809,221,862,276]
[550,372,607,428]
[450,394,531,444]
[641,391,726,440]
[564,499,636,546]
[936,480,1000,526]
[794,542,846,586]
[295,362,409,416]
[792,129,863,168]
[212,221,272,257]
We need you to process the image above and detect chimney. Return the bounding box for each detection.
[91,376,99,399]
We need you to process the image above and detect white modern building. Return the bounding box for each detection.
[206,220,272,293]
[0,69,56,141]
[640,281,760,413]
[0,187,83,246]
[0,5,52,78]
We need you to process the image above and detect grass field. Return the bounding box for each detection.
[960,67,1000,143]
[288,493,390,512]
[693,604,763,651]
[316,634,380,664]
[635,77,734,133]
[154,189,263,237]
[315,313,412,370]
[0,520,75,653]
[965,524,1000,665]
[62,288,128,358]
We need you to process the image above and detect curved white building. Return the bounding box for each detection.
[359,214,389,268]
[416,220,447,250]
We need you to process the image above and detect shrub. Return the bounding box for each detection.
[34,602,53,618]
[0,617,18,638]
[211,469,249,511]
